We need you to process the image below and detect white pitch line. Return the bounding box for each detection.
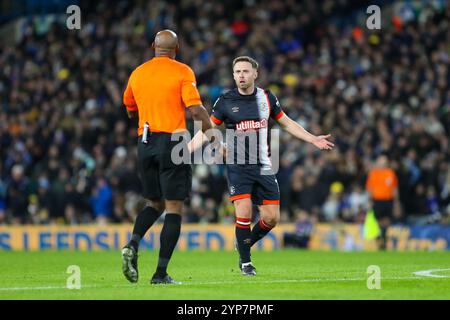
[413,269,450,278]
[0,285,71,291]
[187,276,425,286]
[0,284,95,291]
[0,284,131,291]
[0,276,429,291]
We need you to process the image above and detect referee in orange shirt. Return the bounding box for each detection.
[366,155,399,250]
[121,30,212,284]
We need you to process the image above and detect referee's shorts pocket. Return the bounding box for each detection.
[161,139,190,168]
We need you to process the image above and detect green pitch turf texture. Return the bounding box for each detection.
[1,250,449,299]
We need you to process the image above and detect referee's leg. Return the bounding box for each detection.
[127,199,164,252]
[151,162,191,284]
[152,200,183,283]
[122,198,164,283]
[128,142,165,252]
[373,200,393,250]
[122,139,164,283]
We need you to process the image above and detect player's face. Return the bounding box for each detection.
[233,62,257,90]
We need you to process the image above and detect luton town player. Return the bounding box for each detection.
[210,56,334,276]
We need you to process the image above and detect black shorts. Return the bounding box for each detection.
[226,164,280,205]
[372,200,393,220]
[137,133,192,200]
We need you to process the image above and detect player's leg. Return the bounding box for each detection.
[227,164,256,275]
[250,172,280,246]
[251,203,280,246]
[233,196,256,276]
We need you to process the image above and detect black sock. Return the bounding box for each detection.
[250,219,273,247]
[379,227,387,250]
[128,206,161,252]
[236,217,252,263]
[155,213,182,277]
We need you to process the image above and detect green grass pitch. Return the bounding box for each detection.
[1,250,449,299]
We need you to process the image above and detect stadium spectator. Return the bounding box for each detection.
[6,165,29,225]
[283,209,314,248]
[0,0,448,227]
[90,177,113,225]
[322,182,345,222]
[365,155,400,249]
[0,163,6,224]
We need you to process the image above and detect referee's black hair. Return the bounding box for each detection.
[232,56,259,70]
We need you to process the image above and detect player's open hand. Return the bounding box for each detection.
[312,134,334,150]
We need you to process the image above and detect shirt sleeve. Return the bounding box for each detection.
[365,172,373,192]
[266,90,284,120]
[210,96,224,125]
[181,66,202,108]
[123,75,138,111]
[391,171,398,188]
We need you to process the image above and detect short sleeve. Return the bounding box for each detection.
[210,96,224,125]
[123,75,138,111]
[266,90,284,120]
[365,172,373,191]
[391,171,398,188]
[181,66,202,108]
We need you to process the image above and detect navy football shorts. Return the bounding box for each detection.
[226,164,280,205]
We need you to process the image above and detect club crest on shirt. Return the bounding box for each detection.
[232,106,239,113]
[230,186,235,195]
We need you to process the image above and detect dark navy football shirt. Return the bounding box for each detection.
[211,87,284,168]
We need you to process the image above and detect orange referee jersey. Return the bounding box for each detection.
[123,56,202,135]
[365,168,398,201]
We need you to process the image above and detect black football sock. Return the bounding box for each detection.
[128,206,162,252]
[236,217,252,264]
[250,219,274,247]
[155,213,182,277]
[379,226,387,250]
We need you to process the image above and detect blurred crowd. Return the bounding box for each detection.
[0,0,449,226]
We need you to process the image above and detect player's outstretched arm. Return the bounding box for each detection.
[276,114,334,150]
